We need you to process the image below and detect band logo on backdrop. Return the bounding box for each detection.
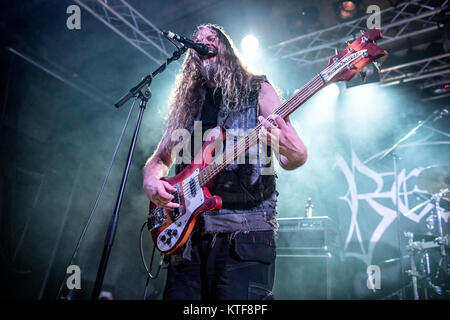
[335,137,450,268]
[335,133,450,299]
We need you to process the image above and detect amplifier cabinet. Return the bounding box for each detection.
[274,216,347,299]
[276,216,342,255]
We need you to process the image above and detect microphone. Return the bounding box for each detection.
[162,30,209,56]
[433,108,449,122]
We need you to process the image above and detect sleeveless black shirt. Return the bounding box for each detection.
[176,81,277,211]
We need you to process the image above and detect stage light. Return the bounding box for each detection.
[335,0,359,21]
[241,35,259,55]
[240,34,263,73]
[434,85,450,94]
[344,81,379,95]
[342,82,386,121]
[304,83,340,124]
[323,83,340,97]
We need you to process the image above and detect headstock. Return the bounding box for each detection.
[320,29,387,84]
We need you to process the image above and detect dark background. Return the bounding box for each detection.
[1,0,449,300]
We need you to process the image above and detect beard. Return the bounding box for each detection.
[200,59,218,82]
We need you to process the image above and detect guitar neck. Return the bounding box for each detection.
[199,74,325,187]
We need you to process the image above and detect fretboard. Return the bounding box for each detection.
[198,74,325,187]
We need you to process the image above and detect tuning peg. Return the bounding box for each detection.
[360,71,367,82]
[360,29,366,35]
[373,61,381,72]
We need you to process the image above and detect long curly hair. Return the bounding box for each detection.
[161,24,266,153]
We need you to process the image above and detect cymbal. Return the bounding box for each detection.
[417,165,450,197]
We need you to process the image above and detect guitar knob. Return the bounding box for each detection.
[172,229,178,237]
[160,235,166,243]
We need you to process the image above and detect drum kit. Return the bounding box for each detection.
[403,165,450,300]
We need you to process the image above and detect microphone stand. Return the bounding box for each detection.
[91,45,187,300]
[377,109,440,300]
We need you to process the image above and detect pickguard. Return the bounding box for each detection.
[156,168,204,251]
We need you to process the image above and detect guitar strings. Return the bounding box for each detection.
[201,76,323,184]
[200,74,324,185]
[198,62,328,184]
[159,73,323,206]
[156,51,363,209]
[200,47,366,184]
[200,48,363,183]
[157,74,331,208]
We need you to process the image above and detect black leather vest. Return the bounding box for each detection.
[175,80,277,212]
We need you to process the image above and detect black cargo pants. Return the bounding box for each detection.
[162,229,276,300]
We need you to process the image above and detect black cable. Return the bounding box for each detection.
[143,273,151,300]
[139,221,164,299]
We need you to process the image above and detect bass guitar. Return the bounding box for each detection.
[147,29,387,254]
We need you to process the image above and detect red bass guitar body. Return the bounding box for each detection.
[147,127,223,254]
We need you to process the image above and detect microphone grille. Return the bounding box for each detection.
[162,30,176,39]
